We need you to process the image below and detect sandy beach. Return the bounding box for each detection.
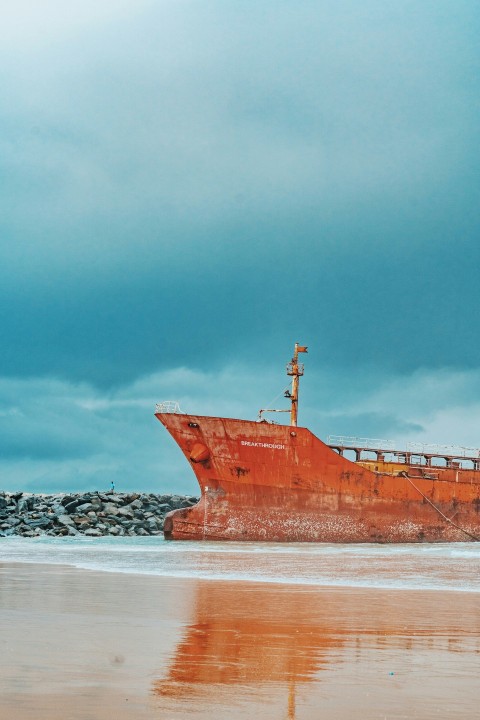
[0,561,479,719]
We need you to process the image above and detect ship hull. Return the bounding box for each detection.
[156,413,480,543]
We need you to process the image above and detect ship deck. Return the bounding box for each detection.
[327,436,480,470]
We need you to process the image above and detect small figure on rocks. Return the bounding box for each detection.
[110,480,115,492]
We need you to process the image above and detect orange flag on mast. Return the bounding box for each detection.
[297,345,308,353]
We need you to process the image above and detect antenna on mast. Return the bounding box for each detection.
[286,343,308,426]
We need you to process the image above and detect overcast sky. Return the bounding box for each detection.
[2,1,480,494]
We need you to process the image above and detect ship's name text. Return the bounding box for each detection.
[241,440,286,450]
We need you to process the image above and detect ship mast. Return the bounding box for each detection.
[286,342,308,426]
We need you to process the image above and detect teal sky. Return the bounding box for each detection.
[1,1,480,494]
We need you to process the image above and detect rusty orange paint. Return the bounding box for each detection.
[155,413,480,543]
[189,442,211,463]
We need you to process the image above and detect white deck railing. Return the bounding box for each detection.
[327,435,480,459]
[405,442,480,459]
[155,401,184,414]
[327,435,396,450]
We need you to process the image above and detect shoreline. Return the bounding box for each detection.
[1,561,480,719]
[2,534,480,594]
[2,553,480,594]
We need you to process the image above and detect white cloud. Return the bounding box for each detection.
[1,0,472,286]
[311,366,480,454]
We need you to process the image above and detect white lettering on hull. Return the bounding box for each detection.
[241,441,286,450]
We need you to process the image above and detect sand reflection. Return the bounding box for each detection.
[153,581,480,719]
[156,584,338,686]
[0,563,479,719]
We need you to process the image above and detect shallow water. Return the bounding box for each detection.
[1,539,480,719]
[1,536,480,592]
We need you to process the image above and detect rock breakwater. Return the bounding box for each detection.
[0,491,199,537]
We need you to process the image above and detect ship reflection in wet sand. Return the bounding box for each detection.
[152,580,480,719]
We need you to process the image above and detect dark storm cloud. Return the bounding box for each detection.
[0,378,104,460]
[1,1,479,388]
[1,2,480,492]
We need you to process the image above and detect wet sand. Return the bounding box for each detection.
[0,562,479,719]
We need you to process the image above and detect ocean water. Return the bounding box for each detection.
[1,536,479,592]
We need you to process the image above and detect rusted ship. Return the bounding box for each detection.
[155,344,480,542]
